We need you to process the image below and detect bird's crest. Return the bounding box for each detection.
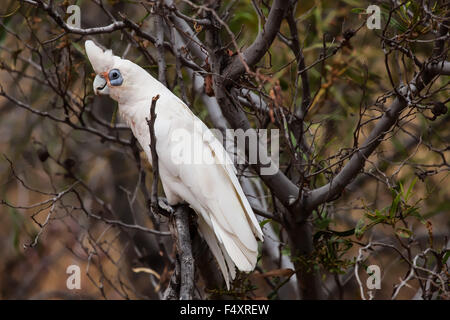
[85,40,116,74]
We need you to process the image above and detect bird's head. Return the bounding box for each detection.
[85,40,145,103]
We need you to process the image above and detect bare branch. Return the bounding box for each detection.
[171,205,195,300]
[222,0,289,82]
[304,66,445,213]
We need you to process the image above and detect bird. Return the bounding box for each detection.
[84,40,263,289]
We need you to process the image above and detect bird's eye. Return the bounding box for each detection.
[108,69,123,86]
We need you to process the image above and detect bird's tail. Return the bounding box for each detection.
[197,216,236,289]
[197,205,261,289]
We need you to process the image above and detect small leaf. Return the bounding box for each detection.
[395,227,412,238]
[72,42,86,57]
[442,251,450,264]
[351,8,366,14]
[281,245,291,257]
[389,192,402,218]
[355,218,366,239]
[259,219,272,228]
[405,177,417,201]
[315,217,332,230]
[406,208,426,224]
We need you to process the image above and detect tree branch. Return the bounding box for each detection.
[171,205,195,300]
[428,61,450,75]
[222,0,289,83]
[146,94,194,299]
[154,4,168,86]
[304,67,442,213]
[25,0,127,35]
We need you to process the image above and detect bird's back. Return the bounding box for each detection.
[123,92,264,288]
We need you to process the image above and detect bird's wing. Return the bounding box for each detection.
[154,102,263,275]
[206,131,264,240]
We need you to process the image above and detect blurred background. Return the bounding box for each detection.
[0,0,448,299]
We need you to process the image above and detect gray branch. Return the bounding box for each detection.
[172,205,195,300]
[24,0,127,35]
[154,5,168,86]
[222,0,289,82]
[304,67,442,213]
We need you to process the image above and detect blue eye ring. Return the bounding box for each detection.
[108,69,123,86]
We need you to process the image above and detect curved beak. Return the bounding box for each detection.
[94,74,110,95]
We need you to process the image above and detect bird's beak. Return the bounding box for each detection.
[93,74,110,95]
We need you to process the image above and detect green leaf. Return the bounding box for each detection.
[137,11,151,24]
[443,251,450,264]
[407,209,426,224]
[365,209,383,221]
[297,5,316,23]
[389,191,402,218]
[281,245,291,257]
[72,42,86,58]
[233,11,256,23]
[351,8,366,14]
[259,219,272,228]
[355,218,366,239]
[405,177,417,202]
[110,103,118,126]
[315,217,332,230]
[8,207,24,253]
[381,11,408,33]
[395,227,412,238]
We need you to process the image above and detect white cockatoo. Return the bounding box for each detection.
[84,40,263,288]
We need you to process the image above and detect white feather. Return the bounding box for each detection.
[85,41,263,288]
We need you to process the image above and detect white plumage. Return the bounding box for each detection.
[85,40,263,288]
